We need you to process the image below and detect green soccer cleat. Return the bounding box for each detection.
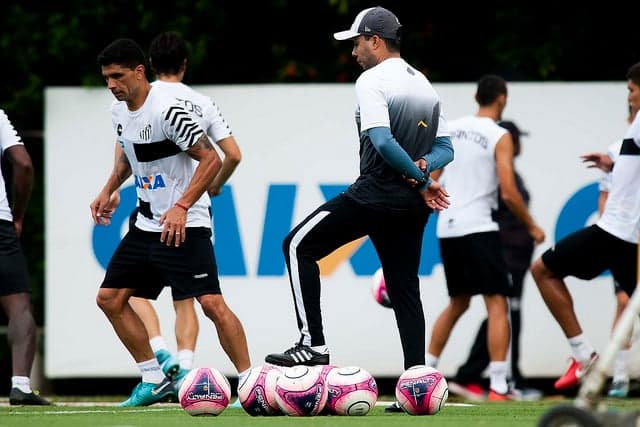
[154,349,181,379]
[118,378,175,407]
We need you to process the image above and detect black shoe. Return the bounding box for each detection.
[385,401,403,413]
[9,388,52,405]
[265,344,329,367]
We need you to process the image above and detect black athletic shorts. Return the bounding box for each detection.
[541,224,638,297]
[101,226,220,300]
[0,220,31,296]
[439,231,511,297]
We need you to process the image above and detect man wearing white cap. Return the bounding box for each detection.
[265,5,453,386]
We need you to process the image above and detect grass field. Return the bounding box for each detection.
[2,396,640,427]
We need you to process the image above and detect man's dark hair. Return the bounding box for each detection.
[475,74,507,106]
[149,31,189,75]
[97,38,146,70]
[626,62,640,86]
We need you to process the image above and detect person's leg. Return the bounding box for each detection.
[0,293,36,378]
[370,208,430,370]
[266,195,365,366]
[96,288,158,363]
[530,258,583,339]
[454,318,490,384]
[484,294,510,395]
[609,287,631,397]
[173,298,198,370]
[128,296,180,378]
[198,293,250,372]
[427,295,471,361]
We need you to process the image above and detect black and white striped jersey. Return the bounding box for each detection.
[110,87,211,232]
[151,80,232,144]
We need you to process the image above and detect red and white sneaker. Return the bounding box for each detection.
[554,353,598,390]
[487,389,509,401]
[448,382,485,401]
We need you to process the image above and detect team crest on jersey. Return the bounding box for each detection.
[134,174,166,190]
[116,124,123,136]
[139,124,152,141]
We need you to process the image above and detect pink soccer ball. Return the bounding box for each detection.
[177,367,231,416]
[237,365,282,416]
[325,366,378,416]
[371,267,392,308]
[395,365,448,415]
[275,365,328,416]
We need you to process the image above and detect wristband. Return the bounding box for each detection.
[174,202,189,211]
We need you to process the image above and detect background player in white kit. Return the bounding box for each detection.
[0,109,50,405]
[532,62,640,392]
[91,38,250,407]
[425,75,545,400]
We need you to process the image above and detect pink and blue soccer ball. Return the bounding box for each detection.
[178,367,231,416]
[237,365,282,416]
[372,267,392,308]
[325,366,378,416]
[275,365,328,416]
[395,365,448,415]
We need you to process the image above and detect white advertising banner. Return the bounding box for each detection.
[45,83,634,379]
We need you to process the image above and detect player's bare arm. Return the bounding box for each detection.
[581,152,614,172]
[495,135,545,244]
[208,136,241,196]
[90,143,131,226]
[159,134,221,247]
[5,145,34,237]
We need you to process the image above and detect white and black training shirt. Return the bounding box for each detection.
[110,87,211,232]
[436,115,508,238]
[0,109,23,222]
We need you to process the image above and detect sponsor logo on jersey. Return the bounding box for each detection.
[134,174,166,190]
[418,120,428,128]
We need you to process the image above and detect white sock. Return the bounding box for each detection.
[237,368,251,385]
[425,353,439,368]
[613,350,629,383]
[489,361,509,394]
[310,345,328,354]
[149,336,169,354]
[568,333,596,363]
[11,376,32,393]
[178,349,194,370]
[138,358,165,384]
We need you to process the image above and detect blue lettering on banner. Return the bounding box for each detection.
[91,182,601,277]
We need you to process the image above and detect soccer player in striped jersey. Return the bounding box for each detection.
[91,38,250,407]
[126,31,242,386]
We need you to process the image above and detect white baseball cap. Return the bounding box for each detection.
[333,6,402,41]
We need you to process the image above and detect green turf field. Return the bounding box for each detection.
[2,397,640,427]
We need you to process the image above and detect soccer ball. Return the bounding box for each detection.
[178,367,231,416]
[275,365,328,416]
[395,365,448,415]
[372,267,392,308]
[325,366,378,416]
[237,365,282,416]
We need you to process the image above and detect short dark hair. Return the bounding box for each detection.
[626,62,640,87]
[149,31,189,75]
[475,74,507,106]
[97,38,146,70]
